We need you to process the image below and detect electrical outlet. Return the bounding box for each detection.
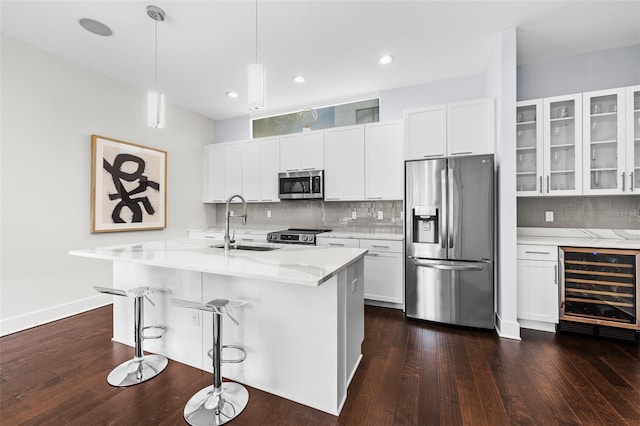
[545,211,554,222]
[190,311,199,327]
[267,210,271,218]
[230,210,234,216]
[377,211,383,220]
[351,210,357,220]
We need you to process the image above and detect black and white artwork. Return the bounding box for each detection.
[91,135,166,233]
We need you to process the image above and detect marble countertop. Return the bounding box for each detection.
[70,238,367,287]
[517,228,640,249]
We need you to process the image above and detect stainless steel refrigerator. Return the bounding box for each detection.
[405,155,494,329]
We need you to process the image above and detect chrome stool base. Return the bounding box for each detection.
[107,354,168,387]
[184,382,249,426]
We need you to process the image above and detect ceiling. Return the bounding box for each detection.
[2,1,639,121]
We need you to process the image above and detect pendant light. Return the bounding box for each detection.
[147,5,165,128]
[248,0,266,111]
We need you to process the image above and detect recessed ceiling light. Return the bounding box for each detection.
[378,55,394,65]
[292,75,305,84]
[79,18,113,37]
[226,91,239,98]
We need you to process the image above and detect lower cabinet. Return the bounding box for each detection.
[517,244,559,332]
[317,237,403,307]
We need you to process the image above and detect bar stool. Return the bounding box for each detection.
[171,297,248,426]
[94,285,171,387]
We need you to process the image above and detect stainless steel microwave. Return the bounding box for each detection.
[278,170,324,200]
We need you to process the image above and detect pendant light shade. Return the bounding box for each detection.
[248,63,266,111]
[147,5,165,128]
[147,91,165,128]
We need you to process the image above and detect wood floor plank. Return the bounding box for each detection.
[1,305,639,426]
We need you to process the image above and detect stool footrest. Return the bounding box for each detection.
[143,325,167,340]
[207,345,246,364]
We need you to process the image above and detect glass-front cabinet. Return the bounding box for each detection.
[516,100,543,195]
[543,94,583,196]
[626,85,640,193]
[582,88,626,194]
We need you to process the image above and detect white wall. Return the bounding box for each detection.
[0,35,215,335]
[517,44,640,101]
[485,29,519,340]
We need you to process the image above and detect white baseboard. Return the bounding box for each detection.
[0,294,112,336]
[495,314,521,340]
[518,319,557,333]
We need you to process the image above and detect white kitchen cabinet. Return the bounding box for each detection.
[403,98,494,160]
[360,239,403,305]
[279,130,324,172]
[582,87,626,195]
[516,99,544,195]
[365,120,403,200]
[242,141,261,201]
[403,105,447,160]
[447,98,495,156]
[259,136,280,201]
[626,85,640,192]
[345,259,364,383]
[223,142,243,199]
[324,125,365,201]
[543,93,583,196]
[517,244,559,332]
[203,143,226,203]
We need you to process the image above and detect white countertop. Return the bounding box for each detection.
[517,228,640,249]
[70,238,367,287]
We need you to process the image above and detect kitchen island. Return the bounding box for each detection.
[70,238,367,415]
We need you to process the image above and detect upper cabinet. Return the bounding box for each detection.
[404,105,446,159]
[543,93,583,196]
[626,85,640,192]
[447,98,495,156]
[404,98,495,160]
[242,137,280,202]
[364,120,403,200]
[279,130,324,172]
[203,142,243,203]
[582,88,626,195]
[518,84,639,198]
[516,99,543,195]
[324,125,365,201]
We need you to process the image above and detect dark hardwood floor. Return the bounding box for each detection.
[1,305,639,425]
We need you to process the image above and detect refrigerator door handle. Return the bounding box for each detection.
[440,168,447,249]
[408,256,488,271]
[448,167,454,249]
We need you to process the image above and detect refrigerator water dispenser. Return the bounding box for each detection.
[413,206,438,244]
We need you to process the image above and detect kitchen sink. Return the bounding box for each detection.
[210,244,280,252]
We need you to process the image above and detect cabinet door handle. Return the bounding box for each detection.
[423,154,442,158]
[539,176,542,194]
[367,197,383,200]
[325,198,339,201]
[621,172,626,192]
[302,168,316,171]
[372,245,390,249]
[366,253,379,257]
[525,250,551,255]
[247,199,259,202]
[631,172,634,192]
[546,176,550,193]
[554,264,557,285]
[285,169,299,172]
[329,242,345,246]
[451,151,473,156]
[240,238,254,242]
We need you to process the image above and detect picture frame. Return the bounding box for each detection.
[91,135,167,233]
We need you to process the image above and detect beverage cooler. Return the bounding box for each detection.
[559,247,639,341]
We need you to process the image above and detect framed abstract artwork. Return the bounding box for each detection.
[91,135,167,233]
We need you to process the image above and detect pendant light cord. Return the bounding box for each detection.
[154,18,158,91]
[255,0,258,64]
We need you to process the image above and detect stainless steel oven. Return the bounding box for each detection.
[278,170,324,200]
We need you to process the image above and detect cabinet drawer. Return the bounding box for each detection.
[235,233,267,243]
[517,244,557,261]
[360,239,402,253]
[316,237,360,248]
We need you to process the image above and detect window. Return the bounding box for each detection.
[252,99,379,138]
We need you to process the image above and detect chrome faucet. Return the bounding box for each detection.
[224,194,247,251]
